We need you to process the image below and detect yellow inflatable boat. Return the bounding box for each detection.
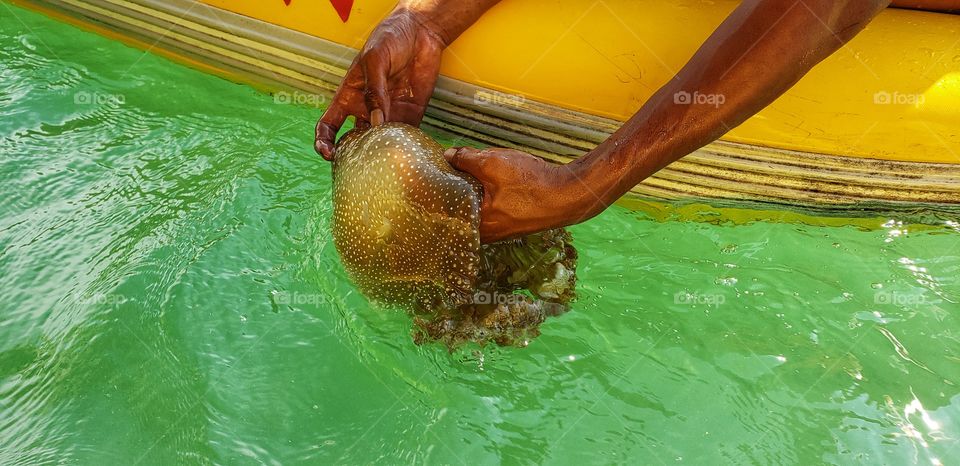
[15,0,960,207]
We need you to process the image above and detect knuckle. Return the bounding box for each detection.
[315,121,334,137]
[480,153,504,170]
[360,47,387,70]
[449,148,467,165]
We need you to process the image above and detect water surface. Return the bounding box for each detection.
[1,4,958,465]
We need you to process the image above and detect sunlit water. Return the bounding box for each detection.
[2,4,959,465]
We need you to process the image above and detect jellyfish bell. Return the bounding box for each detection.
[332,123,484,310]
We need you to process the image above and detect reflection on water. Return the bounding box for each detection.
[1,4,959,465]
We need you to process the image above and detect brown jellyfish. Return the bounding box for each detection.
[331,123,577,348]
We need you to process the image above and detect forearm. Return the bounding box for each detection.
[890,0,960,12]
[400,0,502,47]
[567,0,889,220]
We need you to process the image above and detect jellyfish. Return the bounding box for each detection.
[331,123,577,348]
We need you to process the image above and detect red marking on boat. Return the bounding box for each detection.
[330,0,353,22]
[280,0,352,22]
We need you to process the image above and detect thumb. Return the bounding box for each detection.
[443,147,484,173]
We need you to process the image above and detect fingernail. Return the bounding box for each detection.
[443,148,457,158]
[371,109,384,126]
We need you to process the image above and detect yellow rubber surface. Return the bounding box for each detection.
[201,0,960,164]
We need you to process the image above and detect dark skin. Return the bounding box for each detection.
[316,0,960,243]
[313,0,502,158]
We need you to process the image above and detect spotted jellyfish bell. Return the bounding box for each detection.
[331,122,484,311]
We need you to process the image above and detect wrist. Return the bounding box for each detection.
[397,0,499,48]
[396,4,453,47]
[555,160,610,227]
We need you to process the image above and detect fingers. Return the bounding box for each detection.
[362,54,391,126]
[314,59,369,161]
[315,104,348,161]
[390,100,427,126]
[443,147,486,172]
[479,228,508,245]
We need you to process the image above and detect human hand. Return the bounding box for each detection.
[444,147,595,243]
[314,8,445,160]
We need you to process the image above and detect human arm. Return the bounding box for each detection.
[447,0,891,242]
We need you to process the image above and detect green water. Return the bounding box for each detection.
[2,4,959,464]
